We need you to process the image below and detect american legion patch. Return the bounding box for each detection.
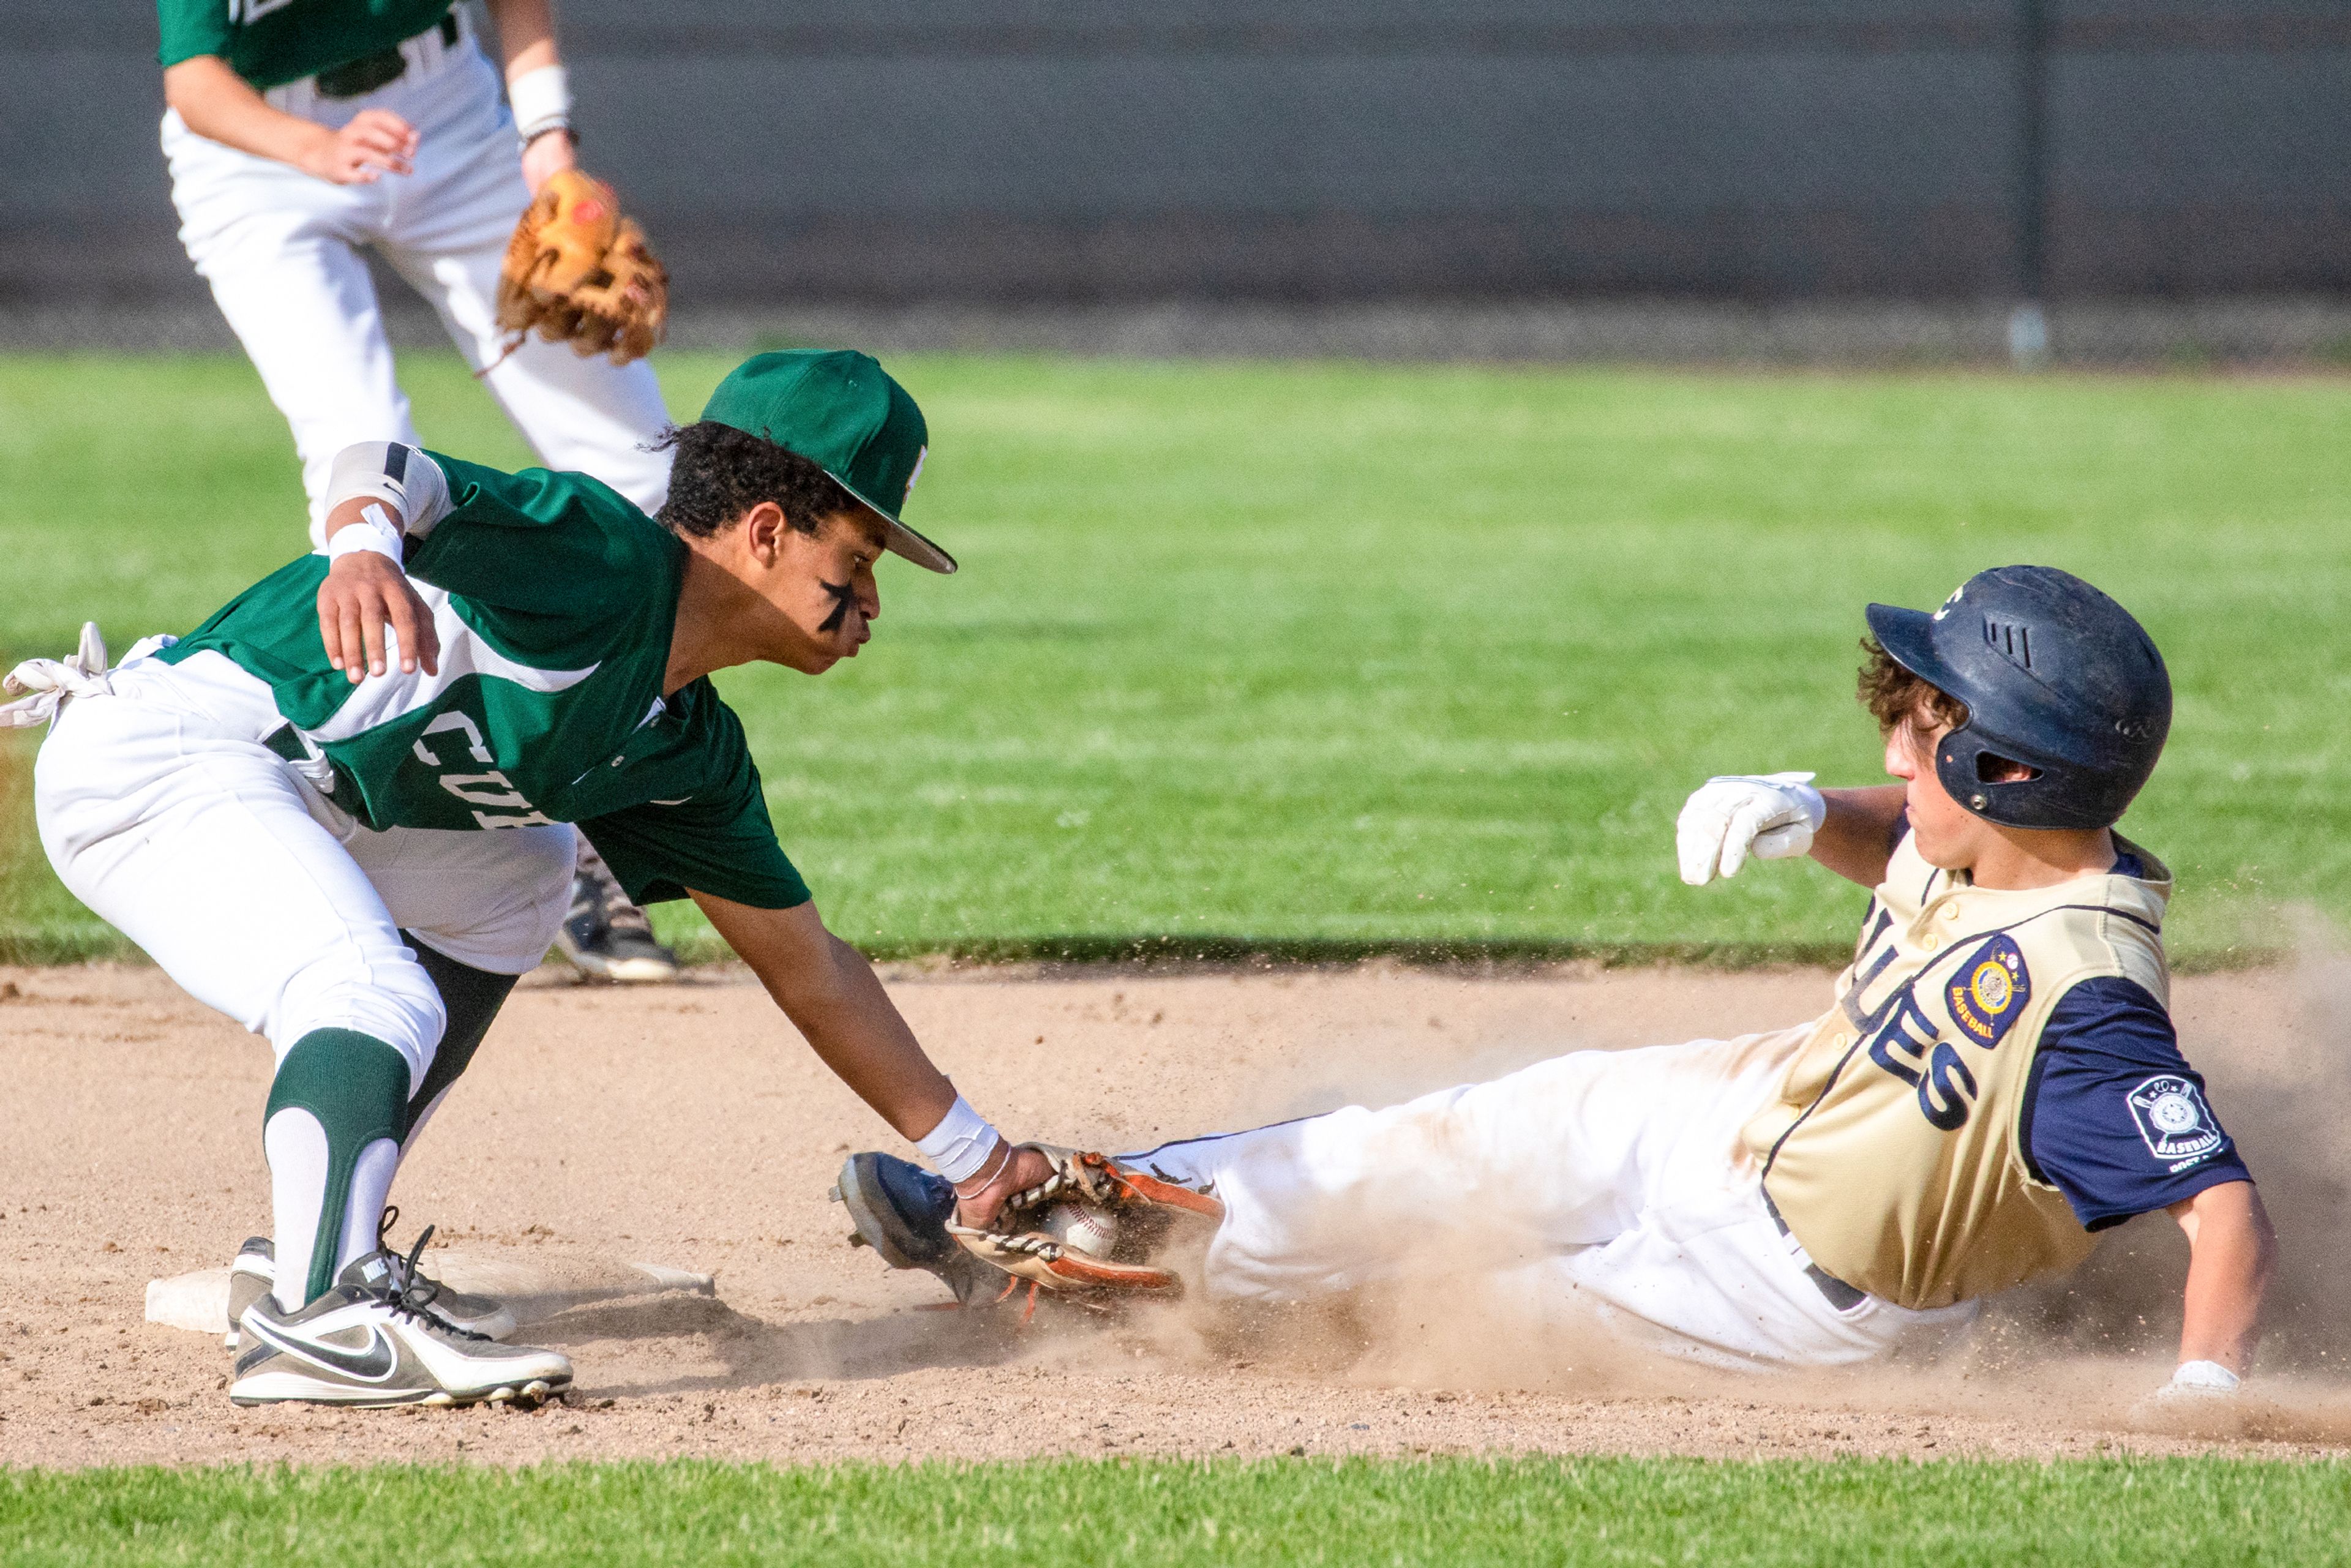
[1946,934,2031,1048]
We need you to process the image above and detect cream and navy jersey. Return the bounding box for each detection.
[159,0,456,89]
[157,451,810,912]
[1742,827,2248,1311]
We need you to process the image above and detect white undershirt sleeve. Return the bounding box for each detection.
[323,442,454,538]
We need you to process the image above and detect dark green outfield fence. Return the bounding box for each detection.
[4,1,2347,309]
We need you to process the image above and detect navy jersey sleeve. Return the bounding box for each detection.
[2020,975,2252,1231]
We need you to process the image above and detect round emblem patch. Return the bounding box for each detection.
[1968,960,2013,1015]
[2148,1091,2201,1135]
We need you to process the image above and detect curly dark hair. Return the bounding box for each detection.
[651,421,860,540]
[1857,635,1970,735]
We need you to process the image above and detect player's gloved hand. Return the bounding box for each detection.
[950,1141,1057,1231]
[318,551,440,681]
[2155,1359,2243,1401]
[1676,771,1827,886]
[302,109,418,186]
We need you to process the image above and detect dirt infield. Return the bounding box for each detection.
[3,958,2347,1469]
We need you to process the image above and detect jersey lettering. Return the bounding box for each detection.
[1849,928,2038,1135]
[1864,989,1937,1090]
[412,711,493,767]
[1918,1043,1979,1131]
[411,713,552,827]
[1839,938,1905,1034]
[438,772,533,809]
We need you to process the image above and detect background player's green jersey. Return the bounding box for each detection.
[160,453,810,911]
[157,0,455,89]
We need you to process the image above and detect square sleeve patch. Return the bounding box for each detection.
[2127,1075,2226,1169]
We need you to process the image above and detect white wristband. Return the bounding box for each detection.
[508,64,572,143]
[915,1095,1003,1186]
[326,503,405,568]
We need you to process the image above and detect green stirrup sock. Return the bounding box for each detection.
[401,937,520,1136]
[264,1029,410,1304]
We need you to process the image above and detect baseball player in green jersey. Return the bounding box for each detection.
[157,0,683,982]
[4,350,1052,1408]
[844,568,2276,1402]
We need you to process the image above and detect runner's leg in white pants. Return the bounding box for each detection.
[1129,1032,1975,1369]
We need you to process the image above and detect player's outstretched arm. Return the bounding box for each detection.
[1676,774,1908,888]
[690,892,1052,1225]
[163,56,418,185]
[2161,1179,2276,1397]
[1807,784,1908,887]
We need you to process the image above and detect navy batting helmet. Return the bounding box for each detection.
[1864,566,2171,830]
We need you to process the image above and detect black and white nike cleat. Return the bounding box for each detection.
[229,1231,569,1408]
[220,1218,518,1349]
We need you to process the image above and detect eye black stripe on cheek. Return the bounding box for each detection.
[817,579,855,633]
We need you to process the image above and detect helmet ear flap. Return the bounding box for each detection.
[1936,727,2038,822]
[1938,726,2107,830]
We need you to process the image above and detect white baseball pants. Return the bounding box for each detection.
[161,17,673,539]
[1130,1030,1979,1371]
[36,651,572,1054]
[33,653,572,1302]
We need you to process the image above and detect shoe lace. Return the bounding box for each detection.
[369,1215,490,1342]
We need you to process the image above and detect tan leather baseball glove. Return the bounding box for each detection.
[493,168,667,367]
[947,1146,1226,1316]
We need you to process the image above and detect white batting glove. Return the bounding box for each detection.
[1675,772,1827,886]
[2156,1360,2243,1401]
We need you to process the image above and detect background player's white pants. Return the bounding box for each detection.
[1130,1032,1979,1371]
[161,18,673,538]
[33,654,572,1301]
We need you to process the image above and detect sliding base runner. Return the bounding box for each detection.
[845,569,2277,1408]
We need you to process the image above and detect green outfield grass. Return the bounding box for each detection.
[6,1456,2350,1566]
[2,353,2346,964]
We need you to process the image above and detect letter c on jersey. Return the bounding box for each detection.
[413,712,494,768]
[412,713,555,828]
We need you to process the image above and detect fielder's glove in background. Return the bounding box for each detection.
[493,169,668,367]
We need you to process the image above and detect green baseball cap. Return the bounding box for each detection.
[699,349,953,574]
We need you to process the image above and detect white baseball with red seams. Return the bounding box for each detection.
[1041,1202,1119,1259]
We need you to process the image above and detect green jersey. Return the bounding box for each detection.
[160,453,811,912]
[157,0,454,89]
